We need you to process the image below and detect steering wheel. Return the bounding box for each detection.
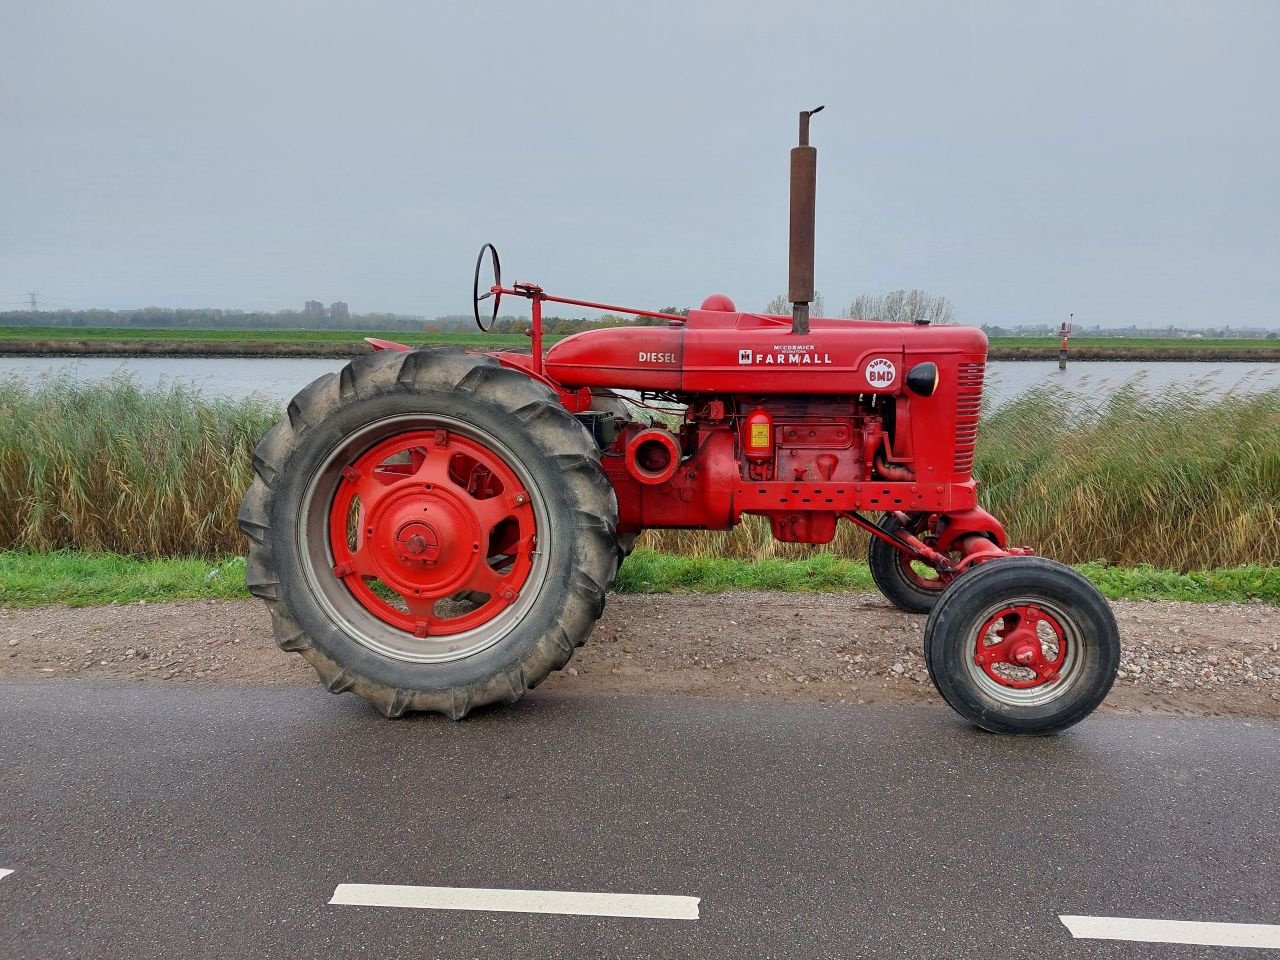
[472,243,502,332]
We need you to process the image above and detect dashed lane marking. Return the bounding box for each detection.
[330,884,699,920]
[1061,915,1280,949]
[0,870,12,881]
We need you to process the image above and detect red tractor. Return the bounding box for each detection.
[238,109,1119,734]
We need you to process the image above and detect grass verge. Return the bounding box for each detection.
[0,552,249,607]
[1,549,1274,608]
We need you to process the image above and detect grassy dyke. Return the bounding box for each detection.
[0,326,561,357]
[1,324,1276,360]
[1,376,1278,570]
[1,549,1276,608]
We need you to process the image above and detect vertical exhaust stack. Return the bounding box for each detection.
[789,105,823,336]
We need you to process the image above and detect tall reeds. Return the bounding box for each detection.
[0,376,275,556]
[647,382,1280,569]
[1,375,1276,569]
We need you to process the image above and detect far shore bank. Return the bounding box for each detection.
[2,337,1278,362]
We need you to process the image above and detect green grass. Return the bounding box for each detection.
[0,548,1274,608]
[0,551,249,606]
[614,548,877,593]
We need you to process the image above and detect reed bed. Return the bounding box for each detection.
[0,376,274,556]
[1,375,1276,570]
[647,382,1280,569]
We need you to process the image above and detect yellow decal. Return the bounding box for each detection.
[750,423,771,447]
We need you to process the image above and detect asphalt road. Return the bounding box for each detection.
[1,681,1277,959]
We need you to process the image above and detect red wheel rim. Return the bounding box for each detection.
[895,515,953,592]
[973,603,1067,689]
[326,428,536,638]
[899,552,953,592]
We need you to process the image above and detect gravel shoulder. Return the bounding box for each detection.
[2,592,1277,718]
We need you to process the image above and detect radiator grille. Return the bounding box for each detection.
[954,361,985,475]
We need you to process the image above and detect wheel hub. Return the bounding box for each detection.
[364,485,480,595]
[324,427,537,639]
[395,521,439,563]
[974,603,1066,688]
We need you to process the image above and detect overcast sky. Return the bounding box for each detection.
[2,1,1277,328]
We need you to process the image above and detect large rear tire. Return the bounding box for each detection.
[923,557,1120,735]
[237,348,619,718]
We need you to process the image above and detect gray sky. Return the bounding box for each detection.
[2,0,1277,328]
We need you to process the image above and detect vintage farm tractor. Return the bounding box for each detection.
[238,109,1119,734]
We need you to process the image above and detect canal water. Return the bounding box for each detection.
[0,355,1275,407]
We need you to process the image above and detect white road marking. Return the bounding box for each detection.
[330,883,698,920]
[1061,915,1280,949]
[0,869,12,881]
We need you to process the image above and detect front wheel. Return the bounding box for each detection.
[923,557,1120,735]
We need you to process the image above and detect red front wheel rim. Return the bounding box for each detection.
[973,603,1068,690]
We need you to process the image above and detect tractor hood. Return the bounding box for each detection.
[543,309,988,395]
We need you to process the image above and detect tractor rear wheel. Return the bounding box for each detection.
[237,348,619,718]
[923,557,1120,735]
[867,513,952,614]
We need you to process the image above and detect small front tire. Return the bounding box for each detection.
[924,557,1120,735]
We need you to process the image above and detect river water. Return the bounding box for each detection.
[0,355,1275,407]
